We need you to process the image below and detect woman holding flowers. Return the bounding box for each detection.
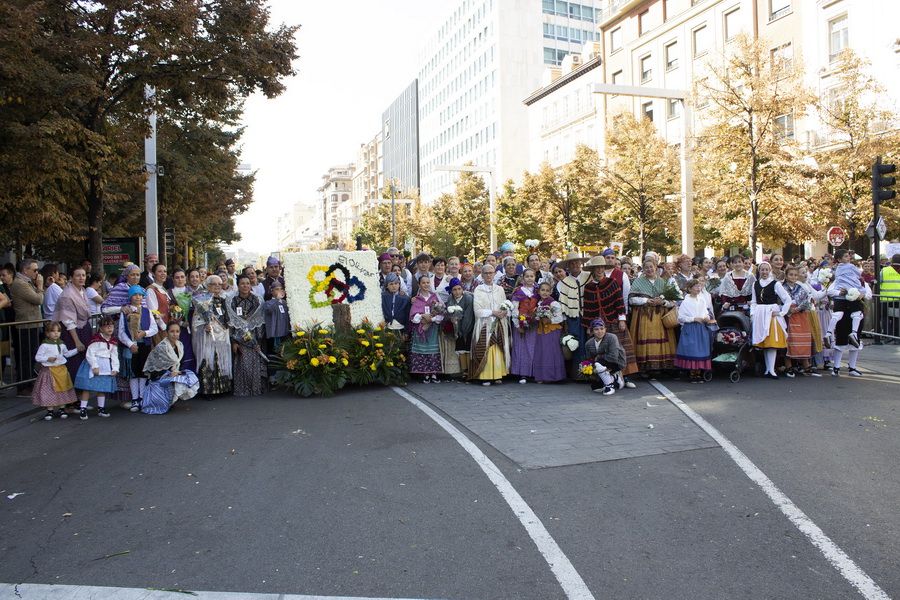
[440,278,474,378]
[192,275,232,397]
[471,264,511,385]
[409,276,444,383]
[228,275,267,397]
[628,256,678,374]
[169,268,196,372]
[532,281,566,383]
[509,269,539,384]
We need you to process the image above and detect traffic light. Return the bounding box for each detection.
[872,156,896,204]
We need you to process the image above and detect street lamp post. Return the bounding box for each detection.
[389,182,397,249]
[592,83,694,256]
[436,164,497,252]
[144,85,159,260]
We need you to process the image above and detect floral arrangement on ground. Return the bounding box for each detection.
[273,320,408,397]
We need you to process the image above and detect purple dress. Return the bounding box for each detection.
[510,286,539,378]
[409,292,443,374]
[532,298,566,382]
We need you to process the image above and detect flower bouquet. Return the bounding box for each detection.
[169,304,185,324]
[446,304,464,316]
[561,334,580,359]
[499,299,514,314]
[535,305,553,321]
[817,267,833,285]
[845,287,861,302]
[578,360,594,376]
[662,283,682,302]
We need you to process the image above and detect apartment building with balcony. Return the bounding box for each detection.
[318,164,355,240]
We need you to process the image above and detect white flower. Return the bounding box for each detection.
[817,268,833,284]
[500,300,514,313]
[524,239,540,249]
[561,334,580,352]
[447,305,463,314]
[845,287,861,301]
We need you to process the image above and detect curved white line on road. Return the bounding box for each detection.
[392,386,596,600]
[650,381,890,600]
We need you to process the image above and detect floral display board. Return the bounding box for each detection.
[282,250,382,327]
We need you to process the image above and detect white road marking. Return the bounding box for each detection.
[1,583,437,599]
[392,386,596,600]
[650,381,890,600]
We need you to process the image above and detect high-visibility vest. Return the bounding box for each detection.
[880,266,900,301]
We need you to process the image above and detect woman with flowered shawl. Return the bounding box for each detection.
[53,268,92,381]
[440,277,474,378]
[470,264,510,385]
[628,256,677,374]
[228,274,267,397]
[409,275,444,382]
[192,275,232,396]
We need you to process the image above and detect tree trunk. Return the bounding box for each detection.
[332,303,351,335]
[87,175,104,272]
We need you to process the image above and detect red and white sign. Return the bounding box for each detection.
[827,226,847,247]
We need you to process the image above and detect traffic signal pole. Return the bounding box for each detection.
[872,155,897,290]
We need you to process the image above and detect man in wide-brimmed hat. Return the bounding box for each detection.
[556,252,591,374]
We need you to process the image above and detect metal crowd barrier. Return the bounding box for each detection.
[0,314,105,391]
[863,294,900,344]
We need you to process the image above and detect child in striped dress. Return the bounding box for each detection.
[32,322,79,420]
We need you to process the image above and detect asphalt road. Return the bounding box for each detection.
[0,365,897,599]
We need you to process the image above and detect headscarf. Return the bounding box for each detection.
[590,319,605,330]
[102,265,144,311]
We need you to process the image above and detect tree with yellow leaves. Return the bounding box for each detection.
[693,33,818,254]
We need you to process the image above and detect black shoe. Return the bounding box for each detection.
[129,401,140,413]
[763,373,779,380]
[98,408,111,418]
[79,408,88,420]
[784,368,796,378]
[54,409,67,420]
[831,367,839,377]
[43,410,54,421]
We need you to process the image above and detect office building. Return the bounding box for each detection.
[318,164,355,240]
[383,80,421,193]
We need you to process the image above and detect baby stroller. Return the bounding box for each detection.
[711,310,754,382]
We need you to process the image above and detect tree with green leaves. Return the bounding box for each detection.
[693,33,816,253]
[599,113,680,259]
[0,0,298,268]
[432,170,490,257]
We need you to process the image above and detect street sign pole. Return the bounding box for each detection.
[144,85,159,261]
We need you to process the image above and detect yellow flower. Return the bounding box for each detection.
[360,340,370,347]
[372,335,380,340]
[375,343,383,348]
[310,358,320,367]
[369,363,377,371]
[299,348,307,356]
[356,329,365,334]
[318,344,327,349]
[318,329,329,335]
[387,361,394,367]
[295,331,305,337]
[375,327,382,332]
[328,356,337,364]
[341,358,349,366]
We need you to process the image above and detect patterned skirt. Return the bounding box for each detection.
[232,346,267,397]
[786,312,814,359]
[199,352,232,395]
[410,325,441,374]
[32,367,77,407]
[629,306,676,372]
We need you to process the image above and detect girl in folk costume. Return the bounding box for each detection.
[191,275,232,397]
[510,269,540,384]
[73,317,120,420]
[100,264,146,409]
[409,276,444,382]
[52,268,92,381]
[442,278,475,378]
[750,262,793,379]
[585,319,626,395]
[228,275,267,397]
[532,281,566,383]
[263,281,291,357]
[119,286,159,410]
[470,264,511,386]
[782,267,820,377]
[146,263,174,345]
[32,322,79,420]
[581,256,638,386]
[628,256,677,373]
[169,268,196,372]
[382,273,411,335]
[718,255,756,314]
[826,275,871,378]
[675,280,715,383]
[798,265,827,372]
[142,322,200,414]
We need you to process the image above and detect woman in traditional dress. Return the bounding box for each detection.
[52,268,92,382]
[532,281,566,383]
[718,254,756,314]
[470,263,511,386]
[169,268,196,372]
[101,264,146,408]
[581,256,638,386]
[798,264,826,372]
[440,277,475,378]
[228,275,267,397]
[510,269,539,384]
[409,276,444,382]
[146,263,174,345]
[382,273,411,336]
[628,256,677,374]
[675,279,715,383]
[498,257,519,299]
[751,262,793,379]
[192,275,232,397]
[781,266,819,377]
[142,322,200,414]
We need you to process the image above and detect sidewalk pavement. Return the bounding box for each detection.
[0,387,41,426]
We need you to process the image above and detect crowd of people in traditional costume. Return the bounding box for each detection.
[3,242,899,418]
[377,243,900,395]
[0,253,289,421]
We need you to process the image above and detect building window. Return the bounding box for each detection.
[696,77,709,107]
[724,8,740,41]
[665,41,679,70]
[667,98,681,119]
[664,0,673,21]
[829,15,848,62]
[825,86,846,114]
[692,24,709,57]
[771,42,793,73]
[769,0,791,21]
[610,27,622,52]
[638,10,649,36]
[611,69,623,96]
[384,119,390,139]
[642,101,654,122]
[774,113,794,140]
[640,54,652,83]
